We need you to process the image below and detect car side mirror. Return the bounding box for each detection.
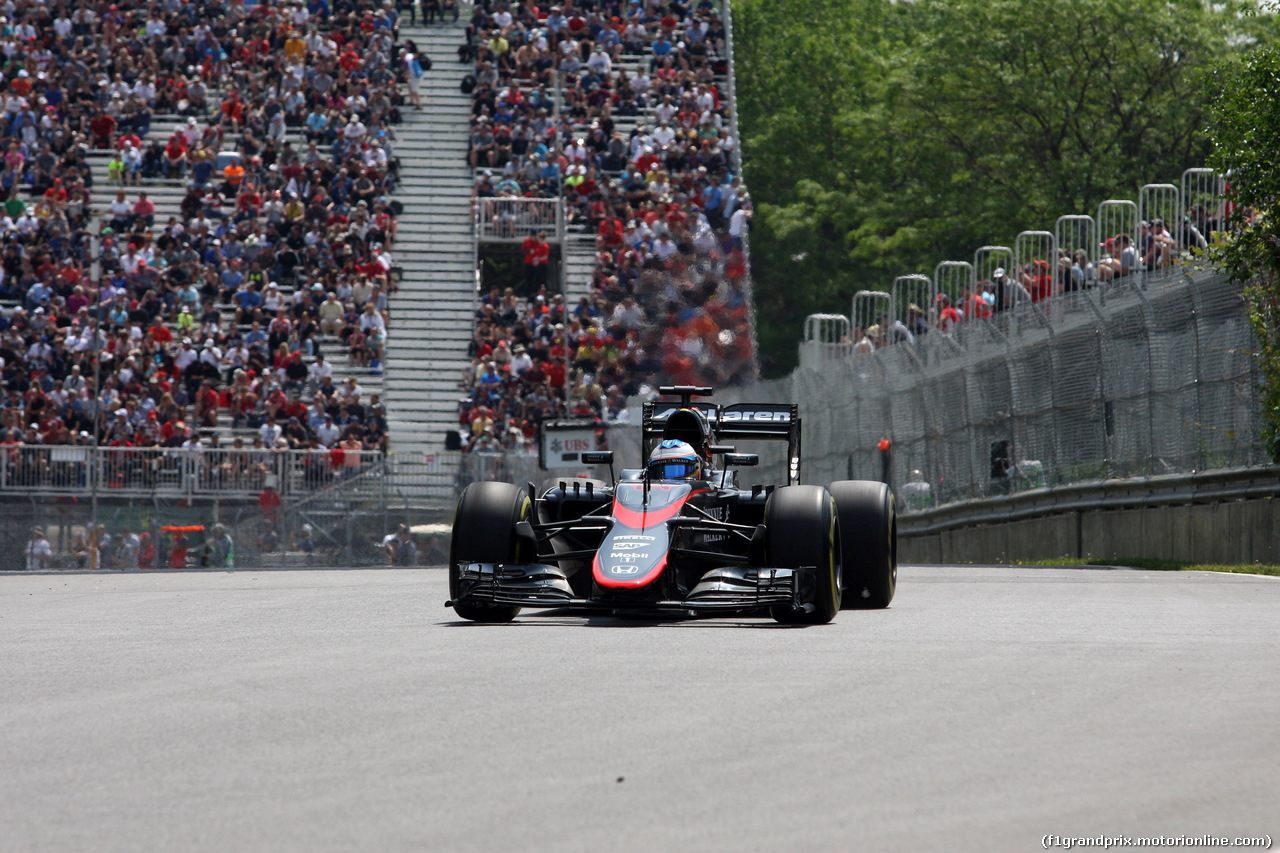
[723,453,758,467]
[581,450,615,486]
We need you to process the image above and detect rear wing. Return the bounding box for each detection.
[642,400,802,485]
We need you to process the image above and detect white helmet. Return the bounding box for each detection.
[648,439,701,481]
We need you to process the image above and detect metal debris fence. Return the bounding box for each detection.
[767,267,1263,511]
[787,166,1267,509]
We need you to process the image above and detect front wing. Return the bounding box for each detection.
[448,562,818,616]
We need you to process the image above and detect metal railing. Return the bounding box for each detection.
[897,466,1280,536]
[474,197,563,242]
[798,314,852,369]
[807,166,1227,358]
[785,266,1264,513]
[0,445,386,500]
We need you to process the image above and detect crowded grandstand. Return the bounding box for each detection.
[0,0,407,480]
[457,0,756,453]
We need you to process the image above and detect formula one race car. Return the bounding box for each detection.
[446,386,896,624]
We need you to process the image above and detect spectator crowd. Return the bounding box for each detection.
[458,0,756,452]
[0,0,414,475]
[846,208,1217,355]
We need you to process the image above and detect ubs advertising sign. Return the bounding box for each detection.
[539,420,599,469]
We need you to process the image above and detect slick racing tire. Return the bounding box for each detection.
[829,480,896,609]
[764,485,841,625]
[449,481,533,623]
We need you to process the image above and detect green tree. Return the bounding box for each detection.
[1206,43,1280,461]
[735,0,1272,376]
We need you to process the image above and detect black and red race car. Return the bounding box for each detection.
[446,386,896,624]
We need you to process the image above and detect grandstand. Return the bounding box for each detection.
[0,2,436,562]
[0,0,765,567]
[456,0,758,453]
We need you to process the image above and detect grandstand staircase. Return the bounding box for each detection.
[562,232,597,305]
[383,21,477,463]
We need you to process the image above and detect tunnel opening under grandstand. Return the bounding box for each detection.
[478,244,566,302]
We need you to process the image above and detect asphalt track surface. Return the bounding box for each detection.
[1,565,1277,853]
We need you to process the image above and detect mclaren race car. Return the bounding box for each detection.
[446,386,896,624]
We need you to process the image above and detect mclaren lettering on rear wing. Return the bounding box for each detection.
[717,404,796,435]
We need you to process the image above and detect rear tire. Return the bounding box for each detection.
[449,481,532,623]
[765,485,841,624]
[829,480,896,609]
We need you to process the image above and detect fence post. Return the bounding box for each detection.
[1014,230,1058,306]
[889,273,934,349]
[800,313,852,369]
[1096,199,1139,287]
[345,511,354,566]
[852,290,893,347]
[1128,284,1160,475]
[1180,168,1226,253]
[1138,183,1181,279]
[1187,269,1207,471]
[151,511,161,571]
[1054,214,1098,298]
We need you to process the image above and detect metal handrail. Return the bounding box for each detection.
[0,445,386,501]
[475,197,562,242]
[897,466,1280,535]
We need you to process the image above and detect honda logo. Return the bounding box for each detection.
[609,565,640,574]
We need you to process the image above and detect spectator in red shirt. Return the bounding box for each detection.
[137,533,156,569]
[164,136,187,178]
[237,186,263,216]
[221,92,244,128]
[195,379,221,427]
[522,229,550,291]
[132,192,156,228]
[169,533,188,569]
[935,294,963,332]
[964,286,994,322]
[149,321,173,344]
[598,214,625,249]
[546,359,566,390]
[89,112,118,148]
[42,179,69,210]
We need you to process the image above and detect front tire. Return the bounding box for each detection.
[829,480,896,609]
[449,481,532,622]
[765,485,841,624]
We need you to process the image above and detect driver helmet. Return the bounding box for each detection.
[648,439,702,481]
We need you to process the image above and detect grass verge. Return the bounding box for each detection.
[1030,557,1280,576]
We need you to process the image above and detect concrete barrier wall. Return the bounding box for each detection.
[900,499,1280,565]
